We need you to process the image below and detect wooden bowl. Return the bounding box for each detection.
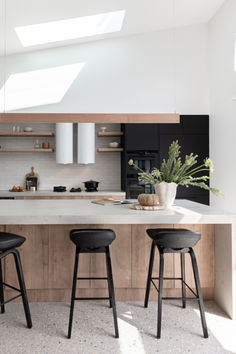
[138,193,159,206]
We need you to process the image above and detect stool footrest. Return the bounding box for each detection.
[182,280,198,298]
[2,282,21,293]
[0,293,22,306]
[151,278,198,299]
[77,277,108,280]
[75,297,110,301]
[162,296,199,301]
[152,277,182,281]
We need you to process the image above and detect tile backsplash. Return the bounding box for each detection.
[0,123,121,191]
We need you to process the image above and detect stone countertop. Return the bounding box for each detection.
[0,199,235,225]
[0,190,126,197]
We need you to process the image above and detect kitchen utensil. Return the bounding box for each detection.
[109,142,119,148]
[42,142,50,149]
[24,127,33,132]
[26,179,33,191]
[100,126,107,132]
[83,180,99,192]
[70,187,82,192]
[34,140,40,149]
[25,167,39,190]
[53,186,66,192]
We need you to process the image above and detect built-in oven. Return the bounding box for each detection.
[126,179,154,199]
[124,151,159,199]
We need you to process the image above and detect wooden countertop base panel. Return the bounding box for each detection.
[3,223,214,302]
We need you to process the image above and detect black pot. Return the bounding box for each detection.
[83,180,99,192]
[53,186,66,192]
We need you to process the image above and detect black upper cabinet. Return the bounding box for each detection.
[122,124,159,151]
[160,115,209,135]
[160,123,182,135]
[121,115,210,205]
[182,115,209,135]
[181,135,209,163]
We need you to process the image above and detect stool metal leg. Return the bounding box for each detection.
[157,248,164,339]
[68,248,79,339]
[0,258,5,313]
[189,248,208,338]
[0,259,5,313]
[106,247,119,338]
[105,252,113,309]
[13,249,32,328]
[180,253,186,309]
[144,240,156,308]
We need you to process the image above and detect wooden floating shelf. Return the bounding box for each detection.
[0,148,54,152]
[97,148,124,152]
[97,131,123,137]
[0,132,54,137]
[0,113,180,123]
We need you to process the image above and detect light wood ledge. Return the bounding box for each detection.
[0,113,180,123]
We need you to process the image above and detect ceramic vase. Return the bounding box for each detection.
[154,181,177,208]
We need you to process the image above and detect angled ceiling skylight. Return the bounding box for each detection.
[15,10,126,47]
[0,63,85,111]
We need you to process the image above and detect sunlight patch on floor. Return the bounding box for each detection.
[118,316,145,354]
[194,308,236,353]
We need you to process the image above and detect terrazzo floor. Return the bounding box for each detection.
[0,301,235,354]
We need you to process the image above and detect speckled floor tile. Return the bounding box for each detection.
[0,301,235,354]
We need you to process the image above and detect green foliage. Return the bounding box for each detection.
[128,140,220,196]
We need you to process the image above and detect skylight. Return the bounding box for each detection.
[0,63,85,111]
[15,10,126,47]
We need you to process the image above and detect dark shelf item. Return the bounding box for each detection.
[70,188,82,193]
[83,180,99,192]
[53,186,66,192]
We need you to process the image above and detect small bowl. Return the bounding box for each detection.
[24,127,33,132]
[100,126,107,132]
[109,142,120,148]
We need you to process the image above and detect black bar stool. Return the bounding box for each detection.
[68,229,119,339]
[144,228,208,339]
[0,232,32,328]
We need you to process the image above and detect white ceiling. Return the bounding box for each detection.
[0,0,226,55]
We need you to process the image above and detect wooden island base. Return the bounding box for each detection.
[2,224,214,302]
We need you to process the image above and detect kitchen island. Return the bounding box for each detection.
[0,199,235,319]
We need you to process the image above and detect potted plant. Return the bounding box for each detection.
[128,140,220,208]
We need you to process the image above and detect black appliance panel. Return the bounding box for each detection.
[124,151,158,199]
[127,180,154,199]
[123,124,159,151]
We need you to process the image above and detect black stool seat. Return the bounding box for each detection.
[70,229,115,250]
[147,228,201,249]
[0,232,26,251]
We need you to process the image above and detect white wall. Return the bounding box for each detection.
[1,23,209,114]
[209,0,236,319]
[0,123,121,190]
[0,23,209,190]
[209,0,236,212]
